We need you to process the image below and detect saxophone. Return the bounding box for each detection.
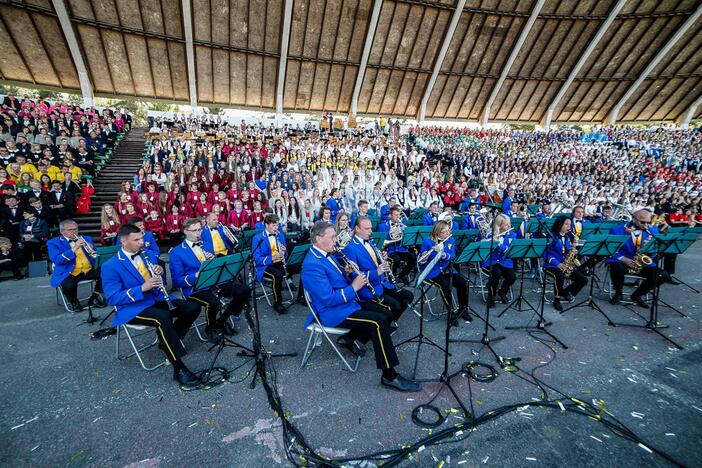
[628,235,653,275]
[560,234,581,278]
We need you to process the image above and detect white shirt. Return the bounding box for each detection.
[185,239,207,261]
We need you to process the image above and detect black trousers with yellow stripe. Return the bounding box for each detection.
[363,287,414,323]
[189,282,251,328]
[128,299,200,363]
[427,272,467,311]
[545,267,587,299]
[338,309,399,370]
[263,262,302,306]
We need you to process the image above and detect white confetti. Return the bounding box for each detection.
[526,457,537,461]
[417,445,425,453]
[627,377,637,383]
[187,422,198,428]
[638,443,653,454]
[590,435,602,442]
[482,456,489,463]
[669,373,678,379]
[665,433,675,436]
[557,401,565,412]
[693,405,702,413]
[458,461,467,465]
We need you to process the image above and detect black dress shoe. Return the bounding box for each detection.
[218,320,237,336]
[174,367,201,387]
[88,295,106,308]
[666,278,680,286]
[273,303,288,315]
[631,296,648,308]
[565,292,575,303]
[609,293,622,305]
[498,292,509,304]
[381,374,421,392]
[70,301,84,312]
[553,299,563,312]
[205,326,223,342]
[337,337,366,357]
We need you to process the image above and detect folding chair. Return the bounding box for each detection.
[474,266,514,303]
[115,323,167,371]
[257,275,294,306]
[300,291,360,372]
[603,264,651,303]
[55,280,95,312]
[178,288,238,342]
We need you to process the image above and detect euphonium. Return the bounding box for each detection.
[561,234,582,278]
[387,221,404,244]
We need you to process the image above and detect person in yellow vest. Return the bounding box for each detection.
[201,212,237,257]
[47,220,105,311]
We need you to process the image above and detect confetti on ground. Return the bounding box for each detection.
[627,377,638,383]
[590,435,602,442]
[10,415,39,431]
[630,412,645,419]
[482,456,489,463]
[693,405,702,413]
[187,422,198,428]
[665,433,675,436]
[638,443,653,454]
[669,373,678,379]
[526,457,537,461]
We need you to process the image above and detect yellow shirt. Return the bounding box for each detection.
[71,246,92,276]
[134,257,151,281]
[66,165,82,181]
[210,229,227,256]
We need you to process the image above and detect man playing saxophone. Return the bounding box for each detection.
[378,206,415,284]
[543,217,588,311]
[606,208,668,307]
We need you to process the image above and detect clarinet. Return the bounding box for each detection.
[274,235,289,277]
[140,250,175,311]
[334,248,383,303]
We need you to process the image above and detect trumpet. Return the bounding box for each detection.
[71,234,98,258]
[335,248,382,302]
[140,250,175,311]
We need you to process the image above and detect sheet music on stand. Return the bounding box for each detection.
[193,250,250,292]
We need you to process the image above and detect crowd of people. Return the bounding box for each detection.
[0,93,130,278]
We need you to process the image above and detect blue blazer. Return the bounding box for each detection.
[302,247,360,328]
[570,218,591,236]
[201,226,236,254]
[252,230,287,282]
[117,231,160,258]
[461,214,479,230]
[342,236,394,301]
[102,249,175,326]
[326,198,341,223]
[422,213,437,226]
[379,204,391,221]
[377,220,407,253]
[544,234,571,268]
[606,224,659,266]
[168,241,204,298]
[47,235,98,288]
[481,231,517,269]
[502,197,514,215]
[418,237,457,280]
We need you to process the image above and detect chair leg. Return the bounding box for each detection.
[258,282,272,306]
[300,330,317,369]
[322,330,359,372]
[118,326,166,371]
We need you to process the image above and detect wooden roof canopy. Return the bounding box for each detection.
[1,0,701,125]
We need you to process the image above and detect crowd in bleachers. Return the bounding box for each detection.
[0,93,130,278]
[111,115,701,250]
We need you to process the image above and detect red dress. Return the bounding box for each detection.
[227,209,251,231]
[101,217,120,243]
[144,217,166,240]
[165,214,186,234]
[194,201,213,217]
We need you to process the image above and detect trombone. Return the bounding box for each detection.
[220,223,240,250]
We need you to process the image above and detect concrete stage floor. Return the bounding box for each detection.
[2,245,702,467]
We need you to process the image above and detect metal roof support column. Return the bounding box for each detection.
[480,0,545,127]
[52,0,94,107]
[276,0,294,126]
[677,94,702,128]
[182,0,198,113]
[542,0,627,131]
[417,0,466,125]
[605,4,702,126]
[350,0,383,117]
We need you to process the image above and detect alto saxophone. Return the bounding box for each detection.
[561,234,582,278]
[628,236,653,275]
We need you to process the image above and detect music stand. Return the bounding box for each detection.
[451,240,498,333]
[286,243,311,270]
[401,226,433,249]
[370,232,387,250]
[661,229,700,293]
[497,239,548,318]
[241,229,261,250]
[560,234,628,325]
[193,251,258,384]
[452,229,478,254]
[612,232,693,350]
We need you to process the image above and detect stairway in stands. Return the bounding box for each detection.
[79,128,146,242]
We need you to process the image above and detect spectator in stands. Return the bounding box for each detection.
[0,194,22,242]
[18,208,48,263]
[48,180,73,221]
[100,204,120,246]
[0,236,22,280]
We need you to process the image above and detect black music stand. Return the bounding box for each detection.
[560,234,627,324]
[497,239,548,318]
[662,227,701,293]
[612,232,695,350]
[193,251,257,384]
[452,229,479,254]
[451,240,496,331]
[286,243,311,269]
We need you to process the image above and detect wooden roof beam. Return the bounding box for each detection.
[417,0,466,124]
[605,4,702,126]
[480,0,545,127]
[350,0,383,117]
[276,0,294,124]
[51,0,93,107]
[542,0,627,130]
[181,0,198,111]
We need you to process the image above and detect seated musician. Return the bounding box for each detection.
[481,213,517,307]
[201,212,237,257]
[378,206,416,283]
[252,214,303,314]
[302,221,420,393]
[169,218,252,342]
[422,202,440,226]
[342,216,413,328]
[349,199,370,228]
[102,224,201,387]
[536,200,553,220]
[117,216,160,259]
[47,219,106,311]
[417,220,469,325]
[571,206,591,237]
[460,202,482,230]
[607,208,668,307]
[544,217,588,311]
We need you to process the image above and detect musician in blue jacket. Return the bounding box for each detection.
[606,208,667,307]
[343,216,413,324]
[169,218,251,341]
[502,189,515,216]
[460,203,482,230]
[417,221,468,325]
[252,213,302,314]
[349,199,370,228]
[47,219,105,311]
[481,213,517,307]
[302,221,420,393]
[102,224,201,387]
[543,217,588,311]
[422,202,440,226]
[201,212,237,257]
[378,206,416,283]
[570,206,591,237]
[326,188,342,223]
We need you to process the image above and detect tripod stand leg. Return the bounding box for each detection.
[672,275,700,294]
